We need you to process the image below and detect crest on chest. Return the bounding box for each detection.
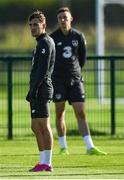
[72,40,78,47]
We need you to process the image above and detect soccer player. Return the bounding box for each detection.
[26,10,55,172]
[51,7,107,155]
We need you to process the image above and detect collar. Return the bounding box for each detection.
[58,28,72,36]
[36,33,47,42]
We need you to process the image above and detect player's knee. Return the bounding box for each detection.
[31,123,41,134]
[56,110,65,120]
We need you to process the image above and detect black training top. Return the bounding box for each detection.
[29,33,55,99]
[50,28,86,82]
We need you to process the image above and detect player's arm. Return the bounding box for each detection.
[30,40,51,99]
[78,33,87,69]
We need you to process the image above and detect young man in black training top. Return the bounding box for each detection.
[26,10,55,172]
[51,7,107,155]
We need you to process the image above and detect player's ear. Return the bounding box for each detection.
[43,23,46,29]
[43,20,46,29]
[71,15,73,22]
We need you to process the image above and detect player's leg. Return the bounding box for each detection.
[55,101,69,154]
[55,101,66,136]
[39,117,53,167]
[29,99,53,172]
[72,102,90,136]
[31,118,44,150]
[72,102,94,148]
[53,80,69,154]
[72,101,107,155]
[71,81,107,155]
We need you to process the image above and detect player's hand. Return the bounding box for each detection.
[26,91,31,102]
[27,88,38,101]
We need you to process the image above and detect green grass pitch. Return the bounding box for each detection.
[0,137,124,179]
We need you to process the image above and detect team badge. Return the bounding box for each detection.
[72,40,78,47]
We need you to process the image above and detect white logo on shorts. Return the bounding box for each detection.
[55,94,61,100]
[72,56,76,60]
[82,94,85,99]
[32,109,36,113]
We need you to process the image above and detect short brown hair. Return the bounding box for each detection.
[28,10,46,22]
[57,7,71,15]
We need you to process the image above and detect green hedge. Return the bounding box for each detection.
[0,0,124,26]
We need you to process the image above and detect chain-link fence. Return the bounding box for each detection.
[0,55,124,139]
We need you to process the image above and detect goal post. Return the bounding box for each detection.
[96,0,124,102]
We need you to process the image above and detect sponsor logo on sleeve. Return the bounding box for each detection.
[41,48,46,54]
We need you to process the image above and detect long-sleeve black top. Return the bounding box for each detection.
[50,28,86,82]
[27,33,55,100]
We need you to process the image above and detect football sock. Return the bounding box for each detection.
[39,150,52,166]
[83,135,94,150]
[58,136,68,149]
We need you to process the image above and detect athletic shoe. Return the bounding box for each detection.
[29,163,53,172]
[59,148,69,155]
[87,147,107,155]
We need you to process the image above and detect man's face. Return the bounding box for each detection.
[57,11,73,31]
[29,18,45,38]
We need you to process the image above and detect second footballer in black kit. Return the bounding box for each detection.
[51,27,86,104]
[51,7,107,156]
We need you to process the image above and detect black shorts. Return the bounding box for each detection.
[29,81,53,119]
[30,98,50,119]
[53,79,85,104]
